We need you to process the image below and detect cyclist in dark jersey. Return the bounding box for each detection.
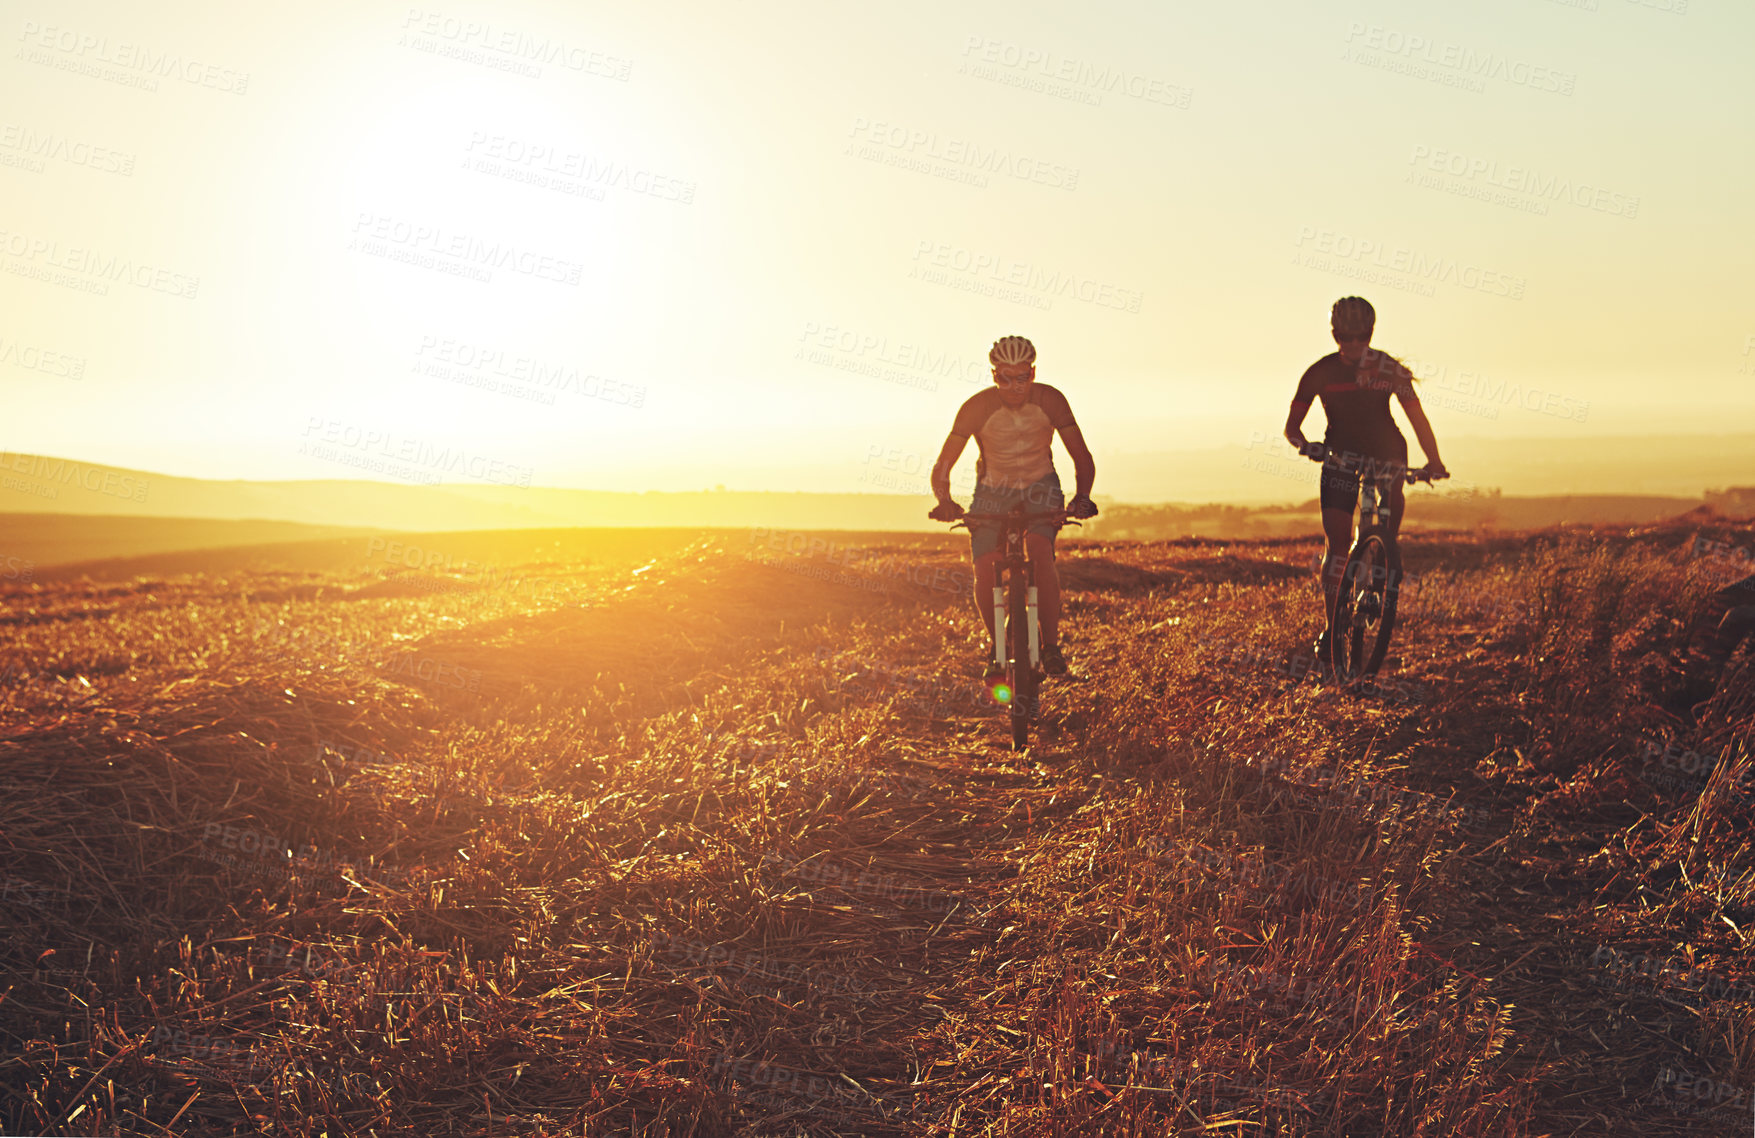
[1283,297,1447,656]
[929,335,1098,677]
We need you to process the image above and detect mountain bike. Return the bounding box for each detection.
[950,506,1075,750]
[1303,444,1447,682]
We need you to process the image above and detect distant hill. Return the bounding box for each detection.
[0,514,381,572]
[1,444,1749,567]
[23,526,761,582]
[1082,493,1718,541]
[1100,433,1755,503]
[0,453,935,533]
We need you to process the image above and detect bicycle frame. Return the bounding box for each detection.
[961,510,1066,666]
[1357,475,1394,537]
[987,520,1040,674]
[1304,445,1444,681]
[953,506,1073,748]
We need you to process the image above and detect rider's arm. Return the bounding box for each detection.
[1057,422,1096,500]
[1284,400,1313,450]
[1285,363,1321,448]
[930,432,968,505]
[1394,384,1446,473]
[1037,387,1094,501]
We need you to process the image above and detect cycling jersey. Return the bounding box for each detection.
[1291,349,1412,464]
[949,384,1077,490]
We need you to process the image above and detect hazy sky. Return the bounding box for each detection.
[4,0,1750,497]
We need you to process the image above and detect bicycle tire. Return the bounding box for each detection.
[1008,568,1033,750]
[1329,532,1401,681]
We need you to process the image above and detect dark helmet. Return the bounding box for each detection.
[1330,296,1375,338]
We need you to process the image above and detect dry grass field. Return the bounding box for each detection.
[2,518,1753,1136]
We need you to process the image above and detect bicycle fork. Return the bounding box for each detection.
[990,583,1042,670]
[991,587,1005,670]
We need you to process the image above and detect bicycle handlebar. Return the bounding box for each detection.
[948,509,1081,531]
[1300,443,1448,485]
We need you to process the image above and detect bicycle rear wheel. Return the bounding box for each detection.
[1329,532,1401,681]
[1007,570,1035,750]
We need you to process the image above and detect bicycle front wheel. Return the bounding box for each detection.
[1329,533,1401,681]
[1007,570,1034,750]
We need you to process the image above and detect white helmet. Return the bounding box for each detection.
[989,335,1036,367]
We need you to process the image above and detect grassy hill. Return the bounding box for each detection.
[0,514,387,571]
[2,518,1753,1133]
[0,453,936,533]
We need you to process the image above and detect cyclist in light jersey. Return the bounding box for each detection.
[1283,297,1448,657]
[929,336,1098,677]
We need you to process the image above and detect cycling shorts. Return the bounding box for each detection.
[968,471,1064,560]
[1320,461,1406,516]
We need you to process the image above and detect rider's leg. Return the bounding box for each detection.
[1383,477,1407,536]
[1317,463,1359,625]
[1026,532,1060,646]
[1320,507,1354,619]
[973,551,1002,647]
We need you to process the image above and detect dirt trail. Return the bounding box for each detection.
[5,531,1746,1136]
[796,540,1743,1137]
